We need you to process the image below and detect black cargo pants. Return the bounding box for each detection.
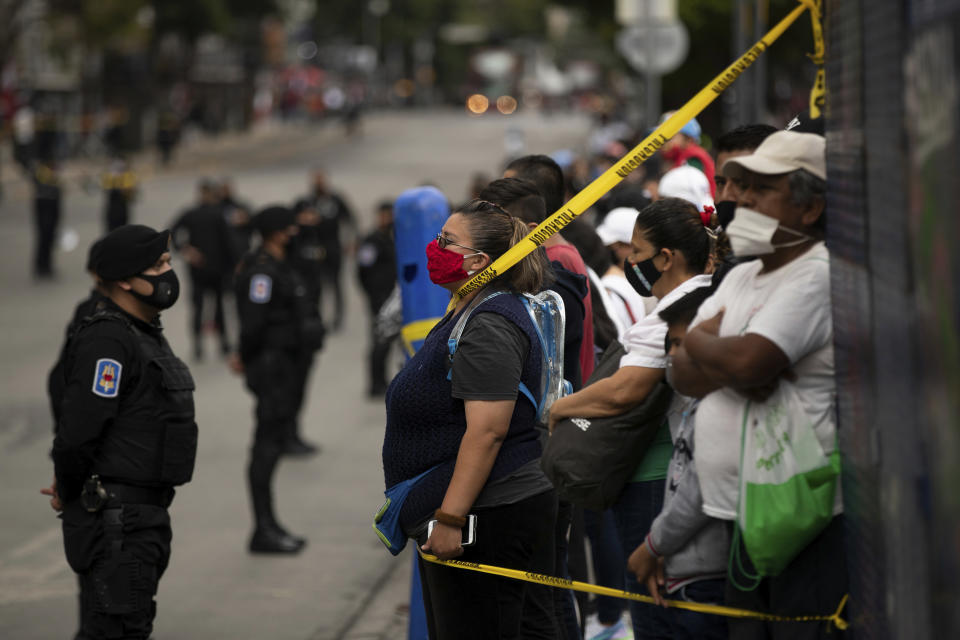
[61,500,172,639]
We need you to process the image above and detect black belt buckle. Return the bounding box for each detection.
[80,475,109,513]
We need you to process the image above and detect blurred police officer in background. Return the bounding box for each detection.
[101,156,138,232]
[44,224,198,640]
[171,179,237,361]
[286,199,326,455]
[33,155,62,279]
[300,169,356,331]
[233,206,324,553]
[355,199,396,397]
[219,177,254,260]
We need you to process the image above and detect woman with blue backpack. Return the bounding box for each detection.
[379,199,560,639]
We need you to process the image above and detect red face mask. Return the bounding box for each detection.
[425,239,481,284]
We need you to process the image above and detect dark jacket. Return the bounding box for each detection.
[234,248,324,364]
[171,204,236,278]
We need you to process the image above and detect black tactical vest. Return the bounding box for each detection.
[69,310,198,487]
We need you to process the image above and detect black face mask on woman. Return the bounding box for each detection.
[624,256,661,297]
[130,270,180,309]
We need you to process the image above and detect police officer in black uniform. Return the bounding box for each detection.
[356,200,396,396]
[234,206,324,553]
[301,169,356,331]
[284,199,325,455]
[33,156,62,279]
[46,224,198,640]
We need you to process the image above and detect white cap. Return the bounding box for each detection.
[596,207,639,246]
[658,165,714,212]
[722,130,826,180]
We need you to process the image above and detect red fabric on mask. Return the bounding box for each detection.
[425,239,473,284]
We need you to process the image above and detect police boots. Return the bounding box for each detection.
[249,485,307,554]
[249,524,307,554]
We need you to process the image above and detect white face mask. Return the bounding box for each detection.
[726,207,813,257]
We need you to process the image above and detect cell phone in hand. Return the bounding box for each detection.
[427,514,477,546]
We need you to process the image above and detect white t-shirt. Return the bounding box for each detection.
[601,272,650,336]
[693,243,841,520]
[620,274,714,370]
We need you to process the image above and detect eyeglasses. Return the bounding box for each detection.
[436,233,482,253]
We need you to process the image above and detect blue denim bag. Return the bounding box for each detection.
[373,464,441,555]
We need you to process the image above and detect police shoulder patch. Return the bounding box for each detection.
[250,274,272,303]
[92,358,123,398]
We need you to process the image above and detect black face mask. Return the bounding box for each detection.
[715,200,736,230]
[624,256,662,297]
[130,270,180,310]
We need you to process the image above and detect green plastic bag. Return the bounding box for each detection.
[730,383,841,590]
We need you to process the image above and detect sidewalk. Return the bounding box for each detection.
[336,553,413,640]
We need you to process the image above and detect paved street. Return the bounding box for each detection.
[0,109,590,639]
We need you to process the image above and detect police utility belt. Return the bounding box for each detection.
[81,474,174,512]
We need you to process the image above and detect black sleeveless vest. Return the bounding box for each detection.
[70,310,198,487]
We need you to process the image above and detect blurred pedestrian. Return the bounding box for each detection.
[45,224,197,640]
[301,169,356,331]
[671,131,845,640]
[101,156,138,231]
[33,157,62,279]
[657,165,714,213]
[285,199,326,456]
[171,179,236,360]
[596,207,654,327]
[233,207,324,553]
[381,200,557,638]
[659,113,716,198]
[12,102,34,174]
[156,109,180,167]
[356,200,397,397]
[467,172,491,200]
[219,177,254,258]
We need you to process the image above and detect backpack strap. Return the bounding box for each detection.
[446,289,539,411]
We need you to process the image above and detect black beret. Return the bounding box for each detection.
[254,206,296,236]
[95,224,170,280]
[86,237,103,272]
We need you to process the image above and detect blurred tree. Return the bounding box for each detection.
[0,0,33,81]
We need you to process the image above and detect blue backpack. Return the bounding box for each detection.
[447,289,572,424]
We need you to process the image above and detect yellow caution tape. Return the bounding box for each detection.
[400,317,444,357]
[455,0,814,300]
[803,0,826,119]
[419,550,848,630]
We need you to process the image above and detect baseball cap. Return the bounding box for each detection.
[657,166,714,213]
[659,111,701,142]
[722,131,826,180]
[596,207,639,246]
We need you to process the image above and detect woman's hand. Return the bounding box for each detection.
[421,522,464,560]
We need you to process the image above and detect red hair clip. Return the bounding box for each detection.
[700,205,714,227]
